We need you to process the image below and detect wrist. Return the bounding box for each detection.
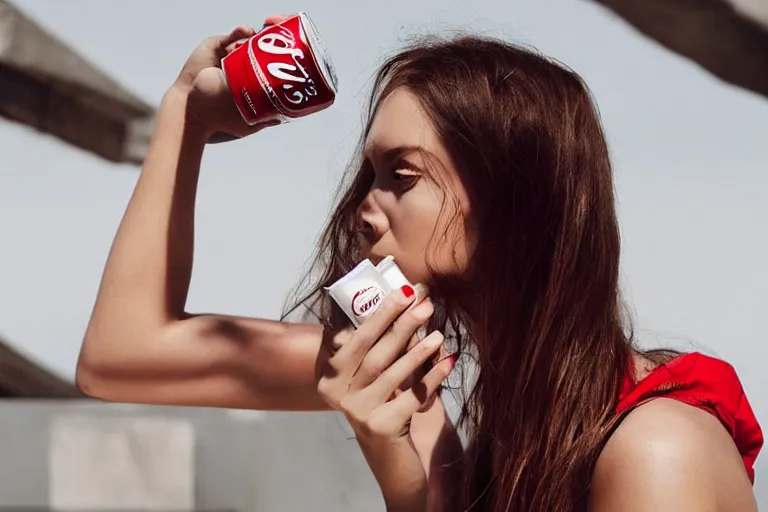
[161,86,211,144]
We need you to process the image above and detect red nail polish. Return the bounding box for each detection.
[448,354,458,367]
[401,284,415,298]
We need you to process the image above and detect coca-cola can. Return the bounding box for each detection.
[221,12,338,126]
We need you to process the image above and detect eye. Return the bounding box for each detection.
[391,160,422,192]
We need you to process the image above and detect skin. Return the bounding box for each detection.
[76,20,757,512]
[590,399,758,511]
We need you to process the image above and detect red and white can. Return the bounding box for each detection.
[221,12,338,126]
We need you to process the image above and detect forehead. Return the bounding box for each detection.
[364,88,446,162]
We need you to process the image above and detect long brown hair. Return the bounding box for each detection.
[286,35,635,511]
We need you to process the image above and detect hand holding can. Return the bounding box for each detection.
[175,14,338,142]
[221,12,338,126]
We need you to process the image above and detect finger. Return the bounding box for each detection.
[404,284,430,352]
[217,25,256,50]
[378,354,456,426]
[396,331,423,391]
[263,14,292,26]
[224,38,248,55]
[364,331,445,403]
[322,324,354,357]
[329,285,416,378]
[351,297,433,391]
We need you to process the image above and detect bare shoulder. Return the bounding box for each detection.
[588,398,757,512]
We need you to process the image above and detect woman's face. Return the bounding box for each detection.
[357,87,472,286]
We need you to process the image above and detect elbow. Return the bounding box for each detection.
[75,366,103,400]
[75,348,112,401]
[76,324,177,403]
[75,334,127,401]
[76,355,133,404]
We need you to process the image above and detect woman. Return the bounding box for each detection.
[77,16,762,511]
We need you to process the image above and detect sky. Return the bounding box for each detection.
[1,0,766,494]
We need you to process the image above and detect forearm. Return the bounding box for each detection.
[411,398,464,512]
[82,86,205,368]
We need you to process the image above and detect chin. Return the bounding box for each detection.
[368,254,386,266]
[360,247,386,266]
[364,250,425,283]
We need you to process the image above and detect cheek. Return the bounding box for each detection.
[388,190,468,280]
[431,207,471,275]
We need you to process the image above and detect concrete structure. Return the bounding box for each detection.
[0,0,155,164]
[593,0,768,98]
[0,338,82,398]
[0,401,383,511]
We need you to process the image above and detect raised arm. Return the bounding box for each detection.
[75,27,464,499]
[76,25,327,411]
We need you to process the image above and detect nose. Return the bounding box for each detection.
[357,190,389,242]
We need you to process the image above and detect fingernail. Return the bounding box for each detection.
[401,284,415,299]
[411,300,433,321]
[424,333,443,348]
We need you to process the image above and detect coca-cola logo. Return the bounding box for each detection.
[256,24,319,107]
[351,286,383,318]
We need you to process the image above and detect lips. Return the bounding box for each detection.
[357,240,383,266]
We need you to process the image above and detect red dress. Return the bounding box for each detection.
[616,352,763,483]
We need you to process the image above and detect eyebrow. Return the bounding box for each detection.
[364,144,436,165]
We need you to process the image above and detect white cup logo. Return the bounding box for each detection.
[351,286,383,318]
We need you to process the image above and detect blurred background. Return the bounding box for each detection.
[0,0,766,510]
